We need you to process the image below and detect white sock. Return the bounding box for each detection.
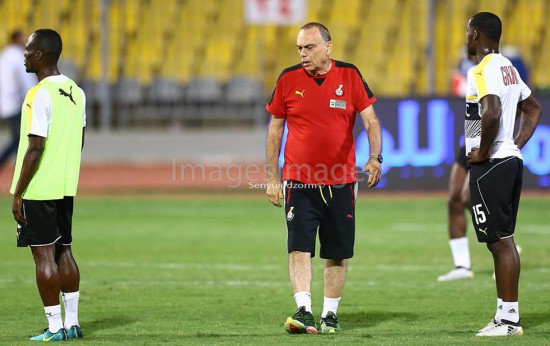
[494,298,503,321]
[449,237,471,269]
[44,305,63,332]
[321,297,341,318]
[501,301,520,323]
[62,291,80,327]
[294,291,312,313]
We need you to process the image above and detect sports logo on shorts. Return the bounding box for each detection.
[287,206,295,221]
[335,84,344,96]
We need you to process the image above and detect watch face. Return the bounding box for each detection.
[377,155,383,163]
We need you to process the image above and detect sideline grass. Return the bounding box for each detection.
[0,193,549,345]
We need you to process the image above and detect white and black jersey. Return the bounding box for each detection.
[464,53,531,159]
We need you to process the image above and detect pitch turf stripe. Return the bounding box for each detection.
[82,261,457,273]
[85,261,283,271]
[388,223,549,234]
[388,223,445,232]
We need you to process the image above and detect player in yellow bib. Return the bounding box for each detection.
[10,29,85,342]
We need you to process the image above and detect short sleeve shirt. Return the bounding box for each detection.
[11,75,86,199]
[465,53,531,159]
[266,60,377,185]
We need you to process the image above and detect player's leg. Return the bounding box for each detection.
[318,183,356,333]
[471,157,523,336]
[0,113,21,169]
[320,258,346,333]
[284,181,321,334]
[29,244,66,341]
[324,259,346,299]
[31,245,62,306]
[477,237,522,336]
[488,237,520,304]
[55,197,83,339]
[20,199,67,341]
[438,161,473,281]
[289,251,313,307]
[56,244,80,293]
[448,163,469,240]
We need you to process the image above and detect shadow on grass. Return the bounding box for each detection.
[341,310,418,335]
[85,315,137,334]
[523,312,550,328]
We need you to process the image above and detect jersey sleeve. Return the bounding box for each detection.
[265,73,287,118]
[474,62,500,99]
[80,88,87,127]
[516,67,532,101]
[353,69,377,113]
[465,67,477,101]
[26,87,51,138]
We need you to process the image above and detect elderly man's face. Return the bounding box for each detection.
[296,27,332,76]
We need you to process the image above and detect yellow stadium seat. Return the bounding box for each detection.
[2,0,548,95]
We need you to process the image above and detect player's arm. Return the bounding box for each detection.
[12,135,45,225]
[514,95,542,150]
[358,105,382,188]
[266,115,285,207]
[82,89,87,150]
[468,94,500,164]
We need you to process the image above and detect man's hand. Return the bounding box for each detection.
[12,195,27,226]
[364,159,381,188]
[467,146,486,165]
[266,181,284,207]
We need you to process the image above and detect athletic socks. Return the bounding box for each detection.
[497,300,520,323]
[62,291,80,327]
[449,237,471,269]
[294,291,312,313]
[44,305,63,332]
[293,292,342,317]
[494,298,503,321]
[321,297,341,318]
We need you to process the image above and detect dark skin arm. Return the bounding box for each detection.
[467,94,501,164]
[514,95,542,150]
[12,135,45,226]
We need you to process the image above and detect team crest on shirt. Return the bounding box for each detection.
[335,84,344,96]
[287,206,295,221]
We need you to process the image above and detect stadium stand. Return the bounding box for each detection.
[0,0,548,126]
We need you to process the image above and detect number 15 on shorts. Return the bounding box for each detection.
[472,204,486,225]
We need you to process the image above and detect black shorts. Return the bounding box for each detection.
[469,157,523,243]
[284,180,357,259]
[455,144,468,170]
[17,197,74,247]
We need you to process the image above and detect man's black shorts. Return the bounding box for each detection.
[284,180,357,259]
[455,144,468,170]
[469,157,523,243]
[17,196,74,247]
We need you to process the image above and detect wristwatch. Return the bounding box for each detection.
[370,154,383,163]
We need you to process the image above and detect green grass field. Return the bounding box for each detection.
[1,192,549,345]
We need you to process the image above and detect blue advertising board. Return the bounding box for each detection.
[278,96,549,190]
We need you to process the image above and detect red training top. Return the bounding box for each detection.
[266,60,377,185]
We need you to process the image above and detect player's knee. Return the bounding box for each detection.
[448,193,464,210]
